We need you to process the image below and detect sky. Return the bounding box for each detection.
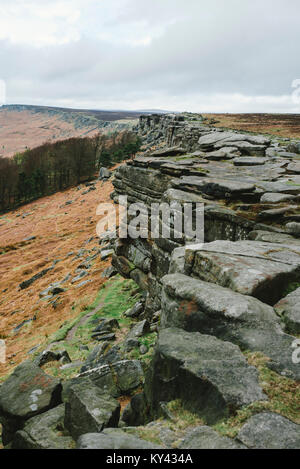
[0,0,300,113]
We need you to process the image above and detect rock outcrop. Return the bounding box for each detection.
[1,113,299,449]
[109,113,300,448]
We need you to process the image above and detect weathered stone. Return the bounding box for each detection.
[287,142,300,154]
[248,230,300,245]
[172,176,255,198]
[287,162,300,174]
[258,205,296,220]
[145,328,266,424]
[64,382,120,440]
[94,333,116,342]
[121,393,148,427]
[92,318,119,334]
[204,149,237,161]
[12,405,74,449]
[234,157,266,166]
[151,146,186,157]
[101,266,118,278]
[99,167,112,180]
[34,350,71,367]
[126,320,150,339]
[260,193,296,204]
[186,240,300,305]
[77,428,163,449]
[19,268,52,290]
[0,361,61,444]
[216,140,266,155]
[100,249,114,260]
[79,360,144,397]
[80,344,121,373]
[123,338,140,352]
[179,426,245,449]
[286,222,300,237]
[140,345,149,355]
[161,274,300,380]
[274,288,300,334]
[237,413,300,449]
[124,301,144,318]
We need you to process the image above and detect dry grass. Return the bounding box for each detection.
[0,177,117,380]
[203,113,300,139]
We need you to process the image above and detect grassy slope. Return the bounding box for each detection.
[0,177,116,380]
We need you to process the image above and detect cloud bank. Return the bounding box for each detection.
[0,0,299,112]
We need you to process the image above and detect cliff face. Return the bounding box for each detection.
[112,113,300,320]
[1,113,299,449]
[108,115,300,443]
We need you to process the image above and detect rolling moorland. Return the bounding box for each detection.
[0,104,141,159]
[0,112,299,449]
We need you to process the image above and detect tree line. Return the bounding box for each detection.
[0,131,142,212]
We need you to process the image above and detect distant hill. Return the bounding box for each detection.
[0,104,146,158]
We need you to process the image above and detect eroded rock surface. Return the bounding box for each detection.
[145,328,266,424]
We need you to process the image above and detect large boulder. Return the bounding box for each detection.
[77,428,163,449]
[145,328,266,424]
[12,405,74,449]
[237,413,300,449]
[0,361,61,444]
[161,274,300,380]
[64,382,120,440]
[179,426,245,450]
[185,240,300,305]
[274,288,300,334]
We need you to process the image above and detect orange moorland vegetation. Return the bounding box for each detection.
[203,113,300,139]
[0,175,118,379]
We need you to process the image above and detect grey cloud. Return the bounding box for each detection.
[1,0,300,111]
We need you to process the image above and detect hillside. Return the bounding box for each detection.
[0,105,140,158]
[0,176,115,378]
[0,113,299,450]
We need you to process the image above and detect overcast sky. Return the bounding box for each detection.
[0,0,300,112]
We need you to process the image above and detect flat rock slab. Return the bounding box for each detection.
[12,405,74,449]
[288,162,300,174]
[237,413,300,449]
[78,360,144,397]
[258,180,300,195]
[198,131,269,151]
[161,274,300,380]
[215,141,266,155]
[286,222,300,237]
[0,361,61,444]
[248,230,300,246]
[77,428,162,449]
[234,157,267,166]
[275,287,300,334]
[186,240,300,305]
[64,382,120,440]
[260,193,296,204]
[179,426,245,449]
[258,205,297,220]
[172,176,255,198]
[146,328,266,424]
